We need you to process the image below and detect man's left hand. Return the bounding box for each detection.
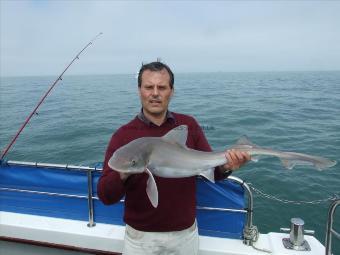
[221,149,250,172]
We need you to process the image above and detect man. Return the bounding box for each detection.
[97,62,250,255]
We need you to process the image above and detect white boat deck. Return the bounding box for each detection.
[0,211,325,255]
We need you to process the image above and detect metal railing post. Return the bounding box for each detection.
[325,199,340,255]
[87,168,96,227]
[227,176,256,246]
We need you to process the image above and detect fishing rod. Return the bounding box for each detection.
[0,32,103,161]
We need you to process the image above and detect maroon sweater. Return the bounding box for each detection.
[97,112,226,232]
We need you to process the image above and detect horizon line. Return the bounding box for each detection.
[1,69,340,78]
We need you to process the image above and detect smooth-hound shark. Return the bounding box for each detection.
[108,125,337,207]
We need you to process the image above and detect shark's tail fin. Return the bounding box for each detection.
[233,135,337,171]
[279,153,337,171]
[314,159,337,170]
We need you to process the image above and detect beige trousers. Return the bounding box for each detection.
[122,221,199,255]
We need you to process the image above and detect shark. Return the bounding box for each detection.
[108,125,337,208]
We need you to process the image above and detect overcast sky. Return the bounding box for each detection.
[1,0,340,76]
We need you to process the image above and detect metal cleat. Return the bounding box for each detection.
[280,218,314,251]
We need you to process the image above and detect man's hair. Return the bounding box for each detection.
[138,61,174,89]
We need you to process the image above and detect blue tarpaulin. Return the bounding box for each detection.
[0,162,245,239]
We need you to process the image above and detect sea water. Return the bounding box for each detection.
[1,71,339,254]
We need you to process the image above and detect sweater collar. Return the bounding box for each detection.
[137,109,175,126]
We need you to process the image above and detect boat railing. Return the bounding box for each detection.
[3,160,101,228]
[325,198,340,255]
[226,176,256,245]
[1,160,256,246]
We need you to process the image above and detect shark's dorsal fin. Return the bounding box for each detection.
[236,135,255,146]
[162,125,188,147]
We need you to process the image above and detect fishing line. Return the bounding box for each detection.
[0,32,103,161]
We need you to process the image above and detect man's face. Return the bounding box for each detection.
[139,69,174,117]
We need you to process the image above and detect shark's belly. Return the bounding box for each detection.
[150,166,201,178]
[148,145,225,178]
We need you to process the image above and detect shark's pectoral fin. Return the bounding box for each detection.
[145,167,159,208]
[199,168,215,183]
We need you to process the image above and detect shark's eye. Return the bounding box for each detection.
[131,160,136,166]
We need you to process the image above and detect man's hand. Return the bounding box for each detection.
[220,149,250,172]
